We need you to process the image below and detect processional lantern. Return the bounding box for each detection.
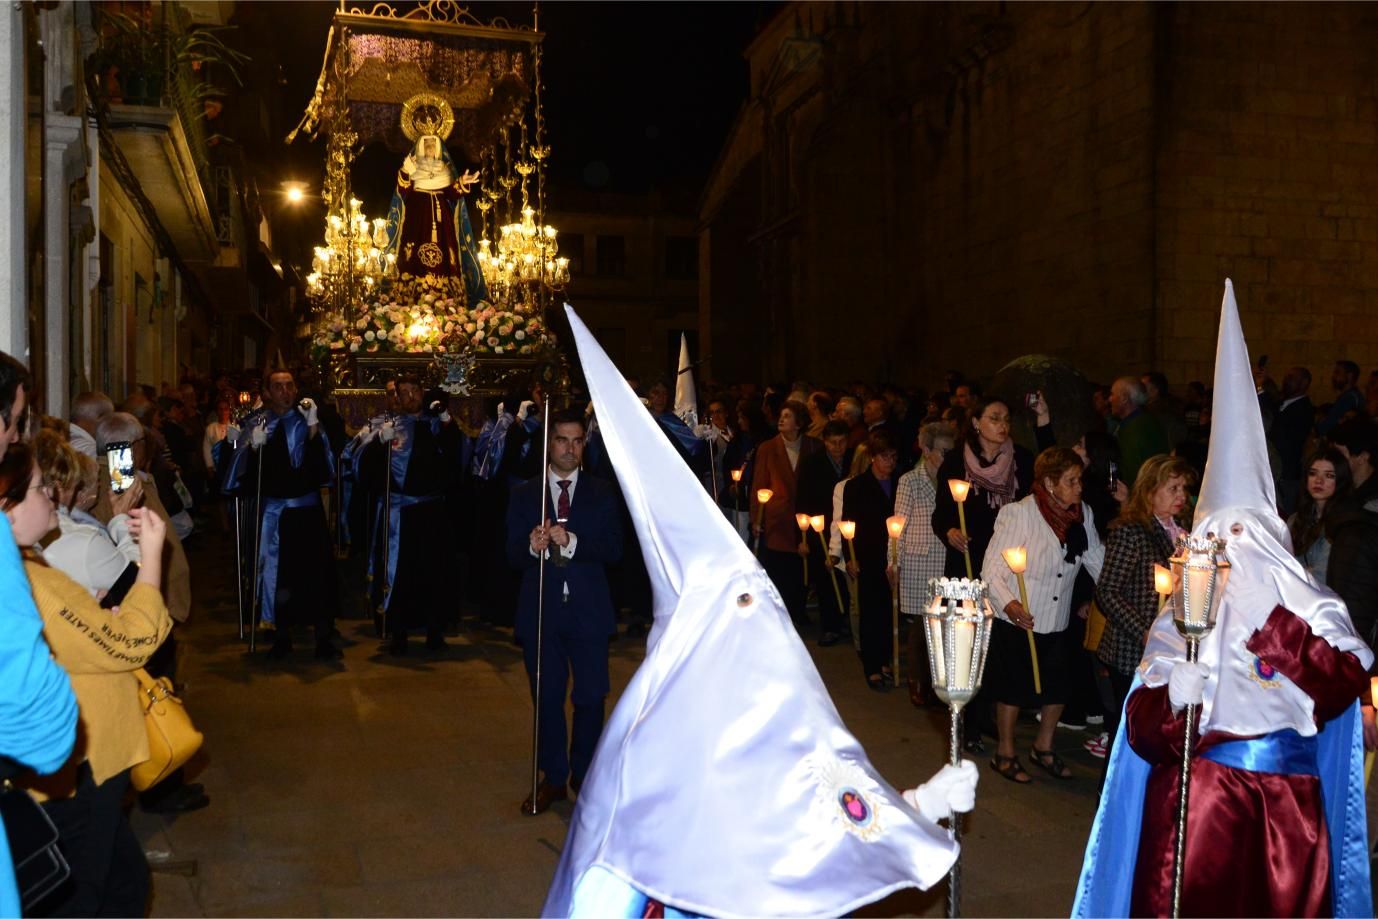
[922,576,994,918]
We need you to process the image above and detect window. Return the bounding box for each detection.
[561,233,585,275]
[596,235,626,276]
[664,236,698,280]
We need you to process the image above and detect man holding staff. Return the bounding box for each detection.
[507,410,622,815]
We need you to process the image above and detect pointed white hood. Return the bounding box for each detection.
[1139,280,1372,735]
[544,305,957,918]
[673,332,698,425]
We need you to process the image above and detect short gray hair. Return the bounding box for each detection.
[918,422,957,452]
[71,391,114,425]
[1113,376,1148,408]
[836,396,863,423]
[95,412,143,451]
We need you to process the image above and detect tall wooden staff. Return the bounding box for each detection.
[377,424,394,639]
[248,420,266,653]
[523,401,554,816]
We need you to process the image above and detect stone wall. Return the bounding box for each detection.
[701,2,1378,393]
[1154,2,1378,390]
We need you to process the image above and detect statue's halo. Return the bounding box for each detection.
[401,92,455,143]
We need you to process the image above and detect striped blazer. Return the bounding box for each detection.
[1093,518,1176,675]
[982,495,1105,634]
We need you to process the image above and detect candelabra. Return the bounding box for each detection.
[306,196,394,313]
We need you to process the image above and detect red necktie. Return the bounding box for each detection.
[557,479,571,521]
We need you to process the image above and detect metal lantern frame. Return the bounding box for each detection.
[921,576,995,919]
[1165,533,1229,919]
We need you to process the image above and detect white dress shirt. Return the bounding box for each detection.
[529,466,580,560]
[982,495,1105,634]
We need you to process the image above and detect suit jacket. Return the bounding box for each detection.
[795,450,846,531]
[1270,395,1314,481]
[750,434,821,552]
[506,471,623,642]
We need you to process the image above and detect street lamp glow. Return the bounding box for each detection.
[285,185,305,204]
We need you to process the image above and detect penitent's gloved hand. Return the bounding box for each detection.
[904,760,978,823]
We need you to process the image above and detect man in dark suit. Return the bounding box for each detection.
[1269,366,1314,516]
[507,410,622,814]
[842,430,901,691]
[795,420,852,646]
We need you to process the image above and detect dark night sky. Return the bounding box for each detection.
[241,1,775,202]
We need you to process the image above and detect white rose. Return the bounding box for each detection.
[355,318,368,330]
[465,322,476,333]
[350,342,360,352]
[514,330,526,340]
[423,344,434,353]
[495,345,504,354]
[364,330,376,341]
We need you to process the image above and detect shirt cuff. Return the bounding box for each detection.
[560,531,578,558]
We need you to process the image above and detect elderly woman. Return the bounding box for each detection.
[1,442,172,917]
[1092,455,1196,761]
[750,399,821,623]
[895,422,956,706]
[983,447,1106,783]
[33,430,143,597]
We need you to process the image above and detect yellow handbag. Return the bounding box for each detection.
[1082,600,1108,653]
[130,668,204,792]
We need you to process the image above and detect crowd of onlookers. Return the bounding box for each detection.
[4,341,1378,913]
[687,358,1378,780]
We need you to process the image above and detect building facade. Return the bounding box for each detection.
[701,1,1378,392]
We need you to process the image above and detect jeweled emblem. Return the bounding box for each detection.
[838,788,872,828]
[418,242,444,268]
[1247,655,1282,689]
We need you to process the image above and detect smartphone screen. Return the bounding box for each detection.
[106,442,136,494]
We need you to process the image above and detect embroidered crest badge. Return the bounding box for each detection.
[806,754,885,842]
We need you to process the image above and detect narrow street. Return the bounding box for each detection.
[135,525,1154,916]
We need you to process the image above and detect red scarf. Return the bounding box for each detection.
[1033,480,1085,551]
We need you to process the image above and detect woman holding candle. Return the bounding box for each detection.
[750,400,820,623]
[983,447,1106,782]
[895,422,957,705]
[1091,454,1196,769]
[841,430,902,690]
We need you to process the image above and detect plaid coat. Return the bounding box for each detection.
[895,468,945,615]
[1093,518,1175,675]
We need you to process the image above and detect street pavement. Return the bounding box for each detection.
[127,522,1310,917]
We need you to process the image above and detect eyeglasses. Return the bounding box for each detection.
[29,483,54,501]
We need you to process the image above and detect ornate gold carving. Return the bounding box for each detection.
[401,92,455,142]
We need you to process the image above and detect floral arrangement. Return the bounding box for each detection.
[310,278,552,363]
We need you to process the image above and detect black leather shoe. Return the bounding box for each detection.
[521,782,568,815]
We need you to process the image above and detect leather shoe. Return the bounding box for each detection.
[908,677,927,708]
[521,781,568,815]
[142,785,210,814]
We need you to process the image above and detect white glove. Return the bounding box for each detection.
[250,423,268,449]
[906,760,979,823]
[225,424,240,445]
[298,397,318,426]
[1168,661,1210,712]
[693,422,714,440]
[439,410,451,424]
[517,400,535,422]
[378,422,397,443]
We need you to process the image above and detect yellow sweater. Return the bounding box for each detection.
[24,562,172,790]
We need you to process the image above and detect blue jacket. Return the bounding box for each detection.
[506,472,622,642]
[0,515,78,918]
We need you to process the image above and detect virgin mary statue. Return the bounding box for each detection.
[384,93,490,307]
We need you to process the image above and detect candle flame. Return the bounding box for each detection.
[1154,564,1173,597]
[886,514,907,538]
[948,479,971,502]
[730,469,742,482]
[838,520,857,540]
[795,513,811,531]
[756,488,774,505]
[808,514,825,533]
[1370,676,1378,709]
[1002,546,1028,574]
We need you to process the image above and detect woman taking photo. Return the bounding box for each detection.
[1287,447,1354,584]
[983,447,1106,783]
[1,443,173,917]
[1092,454,1196,762]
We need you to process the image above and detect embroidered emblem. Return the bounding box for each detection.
[418,242,443,268]
[1247,655,1282,689]
[806,754,884,842]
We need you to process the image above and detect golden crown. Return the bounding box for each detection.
[400,92,454,142]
